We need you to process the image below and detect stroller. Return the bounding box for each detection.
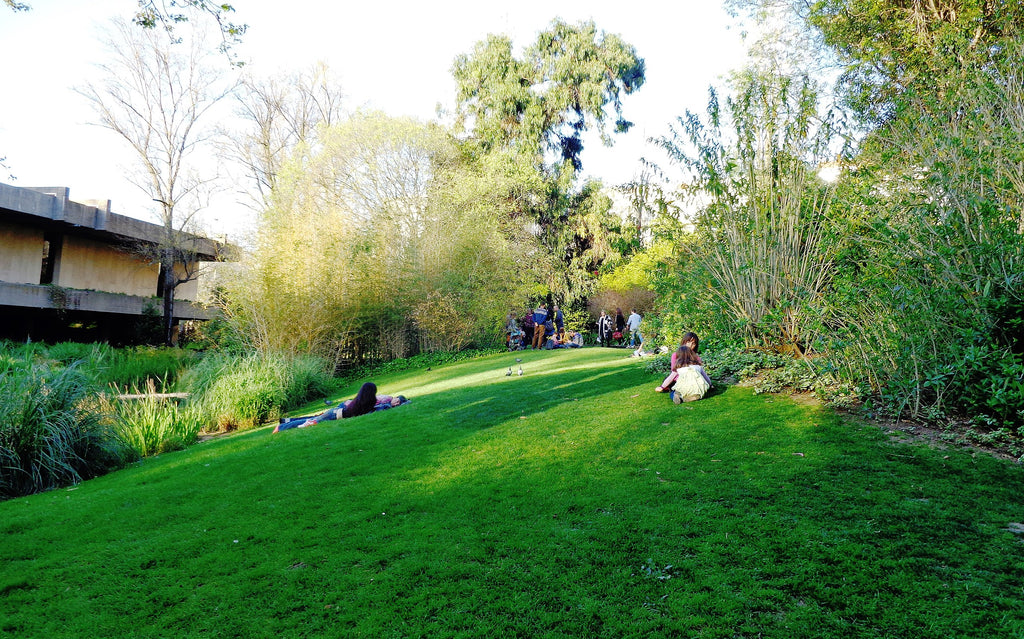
[507,327,526,351]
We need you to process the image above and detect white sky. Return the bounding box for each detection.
[0,1,751,240]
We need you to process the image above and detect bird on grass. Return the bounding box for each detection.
[506,367,513,376]
[518,366,523,376]
[323,399,333,406]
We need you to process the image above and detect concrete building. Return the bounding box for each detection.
[0,181,226,343]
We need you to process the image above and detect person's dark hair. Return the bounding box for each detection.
[682,331,700,353]
[674,345,701,369]
[342,382,377,418]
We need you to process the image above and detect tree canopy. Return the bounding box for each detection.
[452,19,645,175]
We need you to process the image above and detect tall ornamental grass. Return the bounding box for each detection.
[654,71,841,354]
[181,351,334,431]
[0,360,130,498]
[100,379,206,457]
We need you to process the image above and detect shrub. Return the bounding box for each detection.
[0,360,132,498]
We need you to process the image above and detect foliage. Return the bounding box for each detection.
[181,351,333,431]
[453,19,645,175]
[224,62,345,207]
[100,379,205,457]
[589,238,672,328]
[4,340,196,392]
[822,37,1024,428]
[654,70,843,354]
[226,112,542,363]
[808,0,1024,125]
[0,359,131,498]
[3,349,1024,636]
[452,20,646,306]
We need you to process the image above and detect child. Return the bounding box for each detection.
[655,332,703,392]
[669,345,712,403]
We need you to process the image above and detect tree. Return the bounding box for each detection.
[728,0,1024,125]
[222,62,346,208]
[453,19,645,176]
[227,112,540,361]
[78,17,235,346]
[452,20,646,304]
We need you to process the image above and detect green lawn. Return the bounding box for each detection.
[2,348,1023,638]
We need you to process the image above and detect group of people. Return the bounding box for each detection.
[273,382,410,433]
[506,303,583,351]
[654,331,712,403]
[597,308,644,356]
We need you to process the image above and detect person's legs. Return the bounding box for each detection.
[533,324,546,349]
[273,417,310,433]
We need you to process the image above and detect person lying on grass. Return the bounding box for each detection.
[273,382,410,433]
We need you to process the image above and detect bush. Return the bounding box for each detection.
[0,360,132,498]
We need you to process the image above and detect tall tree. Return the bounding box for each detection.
[452,19,645,301]
[453,19,645,177]
[78,17,235,346]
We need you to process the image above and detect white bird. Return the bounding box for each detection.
[518,366,523,376]
[506,367,513,376]
[515,358,522,363]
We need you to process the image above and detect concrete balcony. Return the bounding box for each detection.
[0,281,210,321]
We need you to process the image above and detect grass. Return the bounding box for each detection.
[2,348,1023,638]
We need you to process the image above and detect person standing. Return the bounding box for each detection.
[522,308,535,349]
[626,308,643,353]
[553,304,564,336]
[614,308,626,345]
[597,310,613,347]
[532,302,548,349]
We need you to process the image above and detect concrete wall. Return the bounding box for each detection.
[57,235,159,297]
[0,220,44,284]
[173,263,200,301]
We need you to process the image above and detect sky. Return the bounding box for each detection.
[0,1,752,240]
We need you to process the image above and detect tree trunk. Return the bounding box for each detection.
[162,252,176,347]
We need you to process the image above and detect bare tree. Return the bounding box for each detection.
[223,62,346,208]
[78,17,236,345]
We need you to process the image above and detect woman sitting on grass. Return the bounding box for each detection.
[655,332,702,392]
[668,345,713,404]
[273,383,409,433]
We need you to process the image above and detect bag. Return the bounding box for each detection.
[612,331,622,340]
[673,366,710,399]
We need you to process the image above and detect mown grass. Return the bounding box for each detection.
[2,348,1023,638]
